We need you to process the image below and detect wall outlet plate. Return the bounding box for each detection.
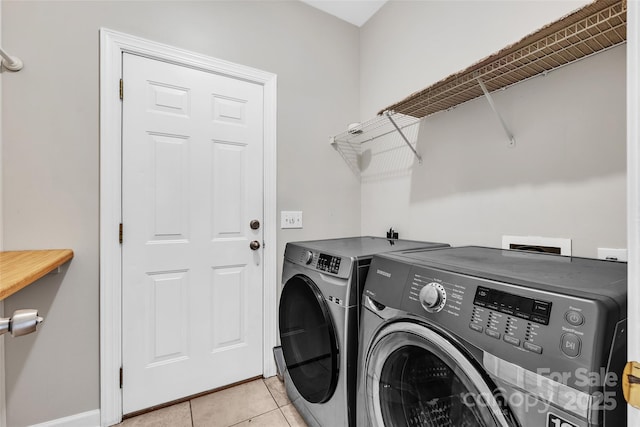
[281,211,303,229]
[597,248,627,262]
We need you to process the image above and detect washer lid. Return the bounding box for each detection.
[379,246,627,316]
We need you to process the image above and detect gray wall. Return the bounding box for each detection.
[358,0,626,257]
[1,1,360,425]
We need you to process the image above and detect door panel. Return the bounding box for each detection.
[122,52,264,413]
[149,133,190,240]
[212,141,246,238]
[211,265,246,350]
[148,270,189,364]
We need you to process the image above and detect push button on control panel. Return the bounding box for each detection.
[561,333,581,358]
[565,310,584,327]
[533,301,551,316]
[469,323,483,333]
[485,329,501,340]
[503,335,520,347]
[524,342,543,354]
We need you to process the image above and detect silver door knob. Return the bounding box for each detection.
[250,240,261,250]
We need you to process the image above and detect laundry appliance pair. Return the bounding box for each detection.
[278,236,449,427]
[357,246,627,427]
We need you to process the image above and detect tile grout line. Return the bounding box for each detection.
[263,378,292,426]
[226,408,284,427]
[280,407,293,427]
[263,378,303,426]
[263,378,280,407]
[222,380,282,427]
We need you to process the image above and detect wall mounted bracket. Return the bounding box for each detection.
[384,110,423,164]
[476,77,516,147]
[0,47,23,72]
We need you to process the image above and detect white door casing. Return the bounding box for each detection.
[628,1,640,426]
[121,53,265,413]
[100,29,277,426]
[0,4,6,424]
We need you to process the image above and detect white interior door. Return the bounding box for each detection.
[121,52,264,414]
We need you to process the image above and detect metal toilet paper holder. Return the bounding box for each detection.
[0,309,44,337]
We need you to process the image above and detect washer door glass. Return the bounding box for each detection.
[366,323,516,427]
[279,274,339,404]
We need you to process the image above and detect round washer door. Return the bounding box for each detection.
[279,274,339,404]
[364,322,517,427]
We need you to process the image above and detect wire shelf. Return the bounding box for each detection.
[330,0,626,174]
[330,112,422,176]
[382,0,626,118]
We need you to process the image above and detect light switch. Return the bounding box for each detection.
[281,211,303,229]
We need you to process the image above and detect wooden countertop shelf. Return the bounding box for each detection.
[0,249,74,301]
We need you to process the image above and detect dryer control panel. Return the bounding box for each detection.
[316,253,342,274]
[284,244,353,279]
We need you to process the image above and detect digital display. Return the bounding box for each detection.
[474,286,551,325]
[316,253,341,274]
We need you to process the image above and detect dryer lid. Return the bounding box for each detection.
[286,236,448,260]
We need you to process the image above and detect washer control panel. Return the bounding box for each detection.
[419,282,447,313]
[469,286,558,358]
[397,265,606,391]
[366,248,625,395]
[473,286,552,325]
[468,294,593,360]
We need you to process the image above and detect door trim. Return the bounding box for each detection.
[628,1,640,426]
[99,28,277,426]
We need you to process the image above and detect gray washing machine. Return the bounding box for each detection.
[357,246,627,427]
[278,237,449,427]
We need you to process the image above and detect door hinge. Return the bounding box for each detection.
[119,223,123,244]
[119,79,123,100]
[119,366,123,388]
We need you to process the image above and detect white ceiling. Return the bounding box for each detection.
[301,0,388,27]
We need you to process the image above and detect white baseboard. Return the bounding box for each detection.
[29,410,100,427]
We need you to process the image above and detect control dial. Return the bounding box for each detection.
[419,282,447,313]
[304,251,314,265]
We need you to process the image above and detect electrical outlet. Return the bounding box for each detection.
[281,211,303,229]
[597,248,627,262]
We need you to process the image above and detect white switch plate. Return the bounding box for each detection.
[597,248,627,262]
[281,211,303,229]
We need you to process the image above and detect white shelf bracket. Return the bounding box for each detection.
[0,46,23,72]
[384,110,423,164]
[476,77,516,147]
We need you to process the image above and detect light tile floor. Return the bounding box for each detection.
[117,377,308,427]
